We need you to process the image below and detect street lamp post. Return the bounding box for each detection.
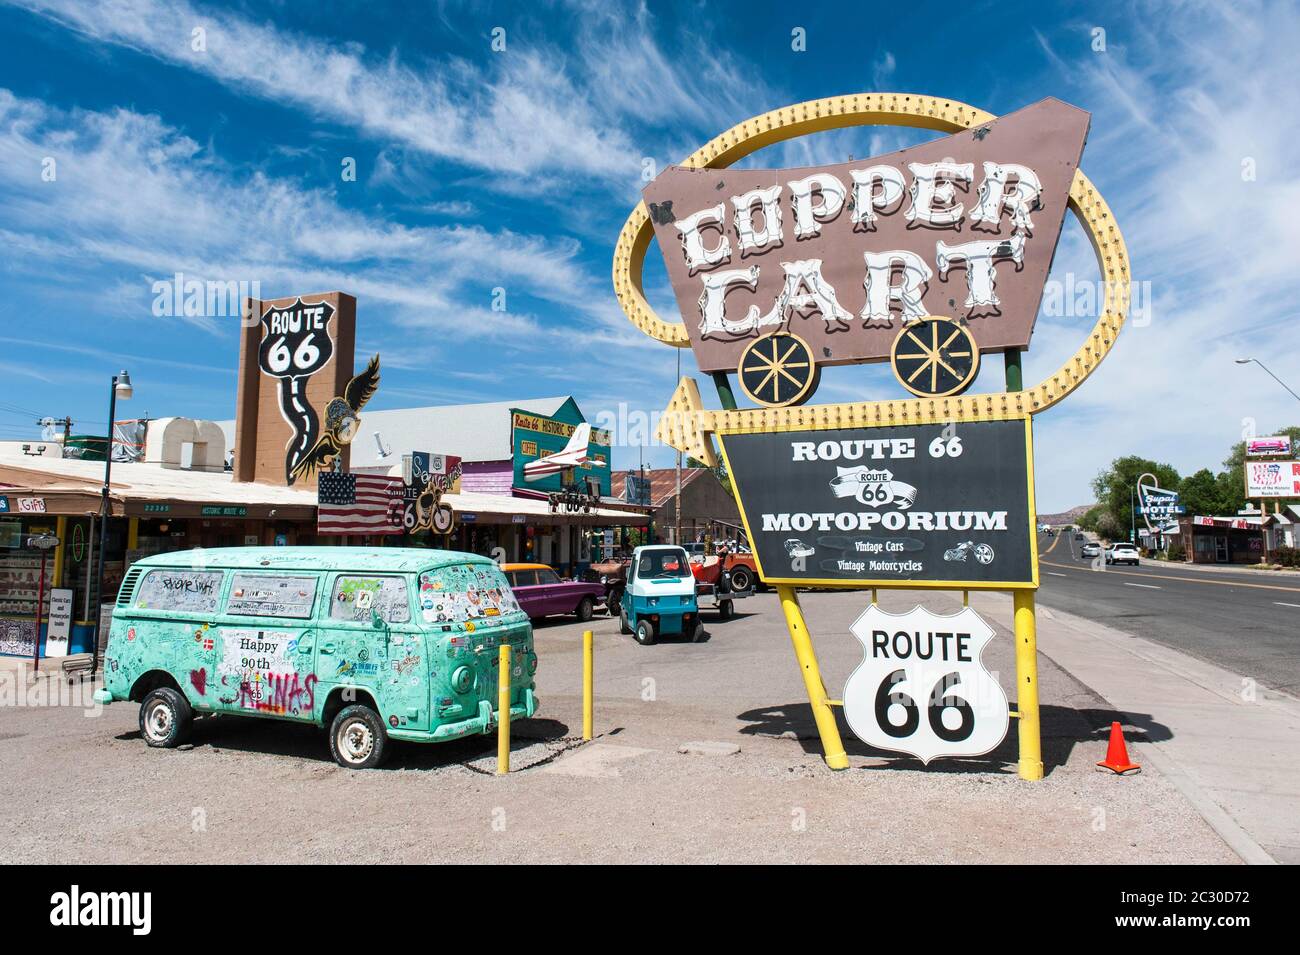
[1129,484,1136,544]
[90,370,131,677]
[1235,358,1300,403]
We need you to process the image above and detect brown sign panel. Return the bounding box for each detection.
[233,291,357,485]
[642,98,1089,374]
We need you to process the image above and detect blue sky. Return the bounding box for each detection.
[1,0,1297,511]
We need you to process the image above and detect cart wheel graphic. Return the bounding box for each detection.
[974,543,995,565]
[890,317,980,398]
[737,332,818,408]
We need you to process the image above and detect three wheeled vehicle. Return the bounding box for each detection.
[615,544,750,645]
[618,545,702,645]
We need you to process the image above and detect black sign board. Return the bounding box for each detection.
[720,418,1037,588]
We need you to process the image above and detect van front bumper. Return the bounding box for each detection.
[388,689,538,743]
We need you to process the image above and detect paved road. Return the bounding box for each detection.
[1035,532,1300,696]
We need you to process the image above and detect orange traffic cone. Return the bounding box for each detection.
[1096,721,1141,774]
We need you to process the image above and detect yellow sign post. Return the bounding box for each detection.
[612,94,1130,780]
[497,644,511,775]
[582,629,594,741]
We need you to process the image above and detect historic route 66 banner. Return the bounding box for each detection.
[719,417,1037,588]
[843,603,1010,763]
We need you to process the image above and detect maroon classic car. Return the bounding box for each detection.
[501,563,606,622]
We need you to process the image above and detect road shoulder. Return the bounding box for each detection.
[974,592,1300,864]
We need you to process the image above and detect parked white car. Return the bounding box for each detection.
[1105,542,1140,566]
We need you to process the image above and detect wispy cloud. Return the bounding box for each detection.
[8,0,780,193]
[1026,7,1300,508]
[0,89,604,340]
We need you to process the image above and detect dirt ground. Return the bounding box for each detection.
[0,590,1239,864]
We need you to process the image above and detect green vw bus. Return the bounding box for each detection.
[93,547,538,768]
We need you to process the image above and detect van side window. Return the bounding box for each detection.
[418,564,524,625]
[133,569,224,613]
[331,575,411,624]
[226,574,318,619]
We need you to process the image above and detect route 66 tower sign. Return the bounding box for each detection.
[613,93,1131,780]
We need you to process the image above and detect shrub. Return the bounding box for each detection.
[1165,541,1186,562]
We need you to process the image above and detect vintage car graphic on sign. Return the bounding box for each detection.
[843,603,1009,763]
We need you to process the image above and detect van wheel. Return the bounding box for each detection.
[691,619,707,643]
[329,705,388,769]
[634,619,657,646]
[619,607,632,635]
[140,687,192,748]
[575,596,595,622]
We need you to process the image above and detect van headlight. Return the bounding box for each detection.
[649,596,659,606]
[451,666,474,694]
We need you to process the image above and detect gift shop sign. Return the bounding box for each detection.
[721,418,1037,588]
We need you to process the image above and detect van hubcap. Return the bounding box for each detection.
[146,702,173,740]
[339,720,374,763]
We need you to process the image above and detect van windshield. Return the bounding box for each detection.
[418,563,524,626]
[638,551,690,579]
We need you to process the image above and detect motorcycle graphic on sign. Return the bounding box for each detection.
[843,604,1009,763]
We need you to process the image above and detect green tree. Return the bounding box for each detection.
[1091,456,1181,540]
[1078,504,1104,532]
[1179,468,1233,516]
[1094,509,1123,542]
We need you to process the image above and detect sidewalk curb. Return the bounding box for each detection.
[1137,557,1300,578]
[1004,597,1284,866]
[1129,739,1276,865]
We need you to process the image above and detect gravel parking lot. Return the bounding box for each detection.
[0,589,1237,864]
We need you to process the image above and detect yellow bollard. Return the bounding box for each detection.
[497,644,511,775]
[1012,590,1044,781]
[582,629,594,741]
[777,585,849,770]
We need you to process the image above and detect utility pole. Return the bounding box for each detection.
[36,416,74,443]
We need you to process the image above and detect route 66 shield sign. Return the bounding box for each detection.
[843,604,1009,763]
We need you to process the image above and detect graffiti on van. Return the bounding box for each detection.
[216,629,315,715]
[238,671,317,716]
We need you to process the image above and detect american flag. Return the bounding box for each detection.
[318,472,404,535]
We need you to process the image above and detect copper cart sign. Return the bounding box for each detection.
[612,92,1132,781]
